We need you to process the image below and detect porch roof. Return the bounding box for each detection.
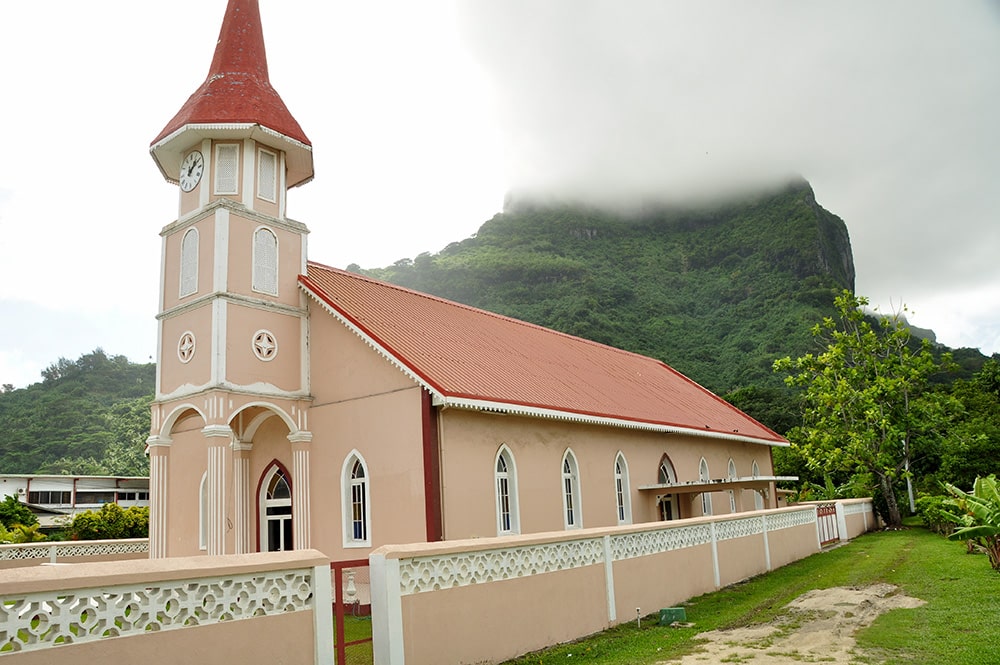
[637,476,799,495]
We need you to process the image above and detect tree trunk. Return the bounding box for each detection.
[880,475,902,527]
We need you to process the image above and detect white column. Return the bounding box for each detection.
[146,435,171,559]
[289,431,313,550]
[232,440,253,554]
[203,424,232,556]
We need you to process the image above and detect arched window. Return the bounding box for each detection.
[614,452,631,525]
[728,459,738,513]
[752,460,764,510]
[252,227,278,295]
[561,449,582,529]
[342,451,371,547]
[260,465,292,552]
[495,445,520,535]
[658,456,677,484]
[699,458,713,516]
[179,227,199,297]
[198,472,208,551]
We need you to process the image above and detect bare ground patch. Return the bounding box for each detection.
[659,583,925,665]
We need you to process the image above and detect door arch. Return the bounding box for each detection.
[259,462,293,552]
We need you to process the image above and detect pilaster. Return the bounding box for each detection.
[289,430,313,549]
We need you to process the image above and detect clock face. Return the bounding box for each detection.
[179,151,204,192]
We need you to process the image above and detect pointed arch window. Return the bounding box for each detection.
[495,445,520,535]
[179,228,199,298]
[214,143,240,195]
[699,458,713,516]
[561,449,582,529]
[260,465,292,552]
[614,452,631,525]
[658,455,679,521]
[343,452,371,547]
[257,148,278,203]
[752,460,764,510]
[728,459,738,513]
[252,227,278,295]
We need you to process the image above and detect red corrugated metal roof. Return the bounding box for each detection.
[301,262,786,445]
[151,0,310,147]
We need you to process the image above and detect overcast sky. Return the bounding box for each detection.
[1,1,998,389]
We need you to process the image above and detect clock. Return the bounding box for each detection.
[179,151,204,192]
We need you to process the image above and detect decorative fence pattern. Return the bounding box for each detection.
[372,504,874,665]
[0,568,314,654]
[0,550,334,665]
[0,539,148,564]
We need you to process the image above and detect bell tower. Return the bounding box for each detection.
[147,0,314,558]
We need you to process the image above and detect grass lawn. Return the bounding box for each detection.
[501,527,999,664]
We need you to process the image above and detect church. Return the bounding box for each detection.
[145,0,789,561]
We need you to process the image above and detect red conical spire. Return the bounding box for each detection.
[151,0,310,148]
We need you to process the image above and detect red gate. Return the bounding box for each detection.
[816,503,840,546]
[331,559,373,665]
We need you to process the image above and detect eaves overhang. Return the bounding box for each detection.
[151,122,314,189]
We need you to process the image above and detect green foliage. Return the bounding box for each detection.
[0,349,153,474]
[9,523,46,543]
[0,495,38,529]
[774,291,956,526]
[67,503,149,541]
[915,493,964,535]
[944,475,1000,571]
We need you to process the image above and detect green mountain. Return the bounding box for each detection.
[0,350,153,475]
[358,178,855,395]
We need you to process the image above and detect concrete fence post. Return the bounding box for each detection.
[710,520,720,588]
[835,502,849,542]
[761,515,771,571]
[313,564,335,665]
[602,535,616,623]
[371,553,404,665]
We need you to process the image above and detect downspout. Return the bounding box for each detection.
[421,390,443,542]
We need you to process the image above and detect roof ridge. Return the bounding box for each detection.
[305,260,662,360]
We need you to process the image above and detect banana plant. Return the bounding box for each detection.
[943,475,1000,571]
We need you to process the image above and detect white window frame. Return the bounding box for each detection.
[252,226,279,296]
[658,455,679,521]
[179,227,199,298]
[728,458,738,513]
[214,143,240,195]
[614,452,632,525]
[259,465,293,552]
[699,457,713,516]
[561,449,582,529]
[494,445,520,535]
[752,460,764,510]
[257,147,278,203]
[342,450,371,548]
[198,472,208,551]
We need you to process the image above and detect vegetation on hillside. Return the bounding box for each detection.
[0,349,153,475]
[358,179,855,394]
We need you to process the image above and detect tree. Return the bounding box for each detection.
[67,503,148,540]
[774,291,955,527]
[0,495,38,529]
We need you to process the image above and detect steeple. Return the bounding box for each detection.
[150,0,313,188]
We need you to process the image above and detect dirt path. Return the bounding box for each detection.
[659,583,925,664]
